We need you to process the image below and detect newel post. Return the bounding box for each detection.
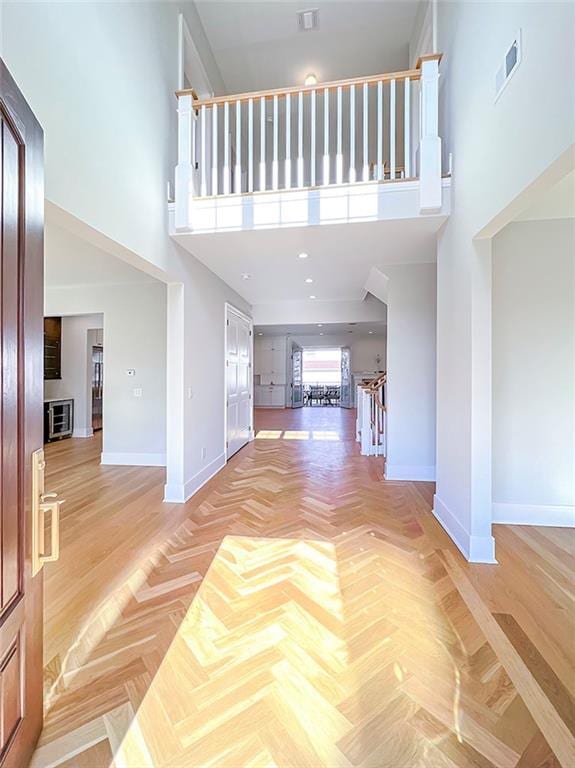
[175,93,196,230]
[418,54,442,212]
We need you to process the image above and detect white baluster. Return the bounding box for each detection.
[248,98,254,193]
[223,101,230,195]
[377,81,383,181]
[390,79,396,179]
[349,84,356,183]
[285,93,291,189]
[404,78,411,178]
[323,87,329,185]
[200,104,207,197]
[336,86,343,184]
[362,82,369,182]
[272,94,279,190]
[235,100,242,193]
[310,89,316,187]
[212,104,218,195]
[259,96,266,191]
[298,91,304,187]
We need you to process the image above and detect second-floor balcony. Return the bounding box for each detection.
[173,54,449,234]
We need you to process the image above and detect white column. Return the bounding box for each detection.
[419,56,442,211]
[175,94,196,229]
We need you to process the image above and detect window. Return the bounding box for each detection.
[302,348,342,385]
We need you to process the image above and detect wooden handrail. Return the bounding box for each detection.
[178,68,421,107]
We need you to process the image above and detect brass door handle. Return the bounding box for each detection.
[38,498,62,566]
[32,449,63,577]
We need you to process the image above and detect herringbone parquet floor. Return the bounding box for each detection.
[32,408,574,767]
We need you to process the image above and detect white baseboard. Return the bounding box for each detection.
[433,494,497,563]
[73,427,93,438]
[385,464,436,481]
[101,452,166,467]
[164,452,226,504]
[492,502,575,528]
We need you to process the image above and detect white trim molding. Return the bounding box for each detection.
[385,464,436,481]
[101,452,166,467]
[164,452,226,504]
[433,495,497,564]
[73,427,94,438]
[492,502,575,528]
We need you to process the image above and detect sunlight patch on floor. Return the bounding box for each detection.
[255,430,341,442]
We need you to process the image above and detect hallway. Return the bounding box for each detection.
[33,409,572,767]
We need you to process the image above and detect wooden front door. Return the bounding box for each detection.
[1,59,45,767]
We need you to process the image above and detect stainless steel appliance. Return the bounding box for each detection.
[44,398,74,442]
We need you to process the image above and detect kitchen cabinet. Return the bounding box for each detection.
[254,385,285,408]
[44,316,61,380]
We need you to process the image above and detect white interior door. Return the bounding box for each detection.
[340,346,352,408]
[226,307,252,457]
[291,344,304,407]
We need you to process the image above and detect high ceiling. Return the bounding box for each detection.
[175,216,441,305]
[194,0,420,94]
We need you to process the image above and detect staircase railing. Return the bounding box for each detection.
[356,372,386,457]
[174,55,442,228]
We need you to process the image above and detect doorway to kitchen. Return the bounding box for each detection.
[301,347,351,407]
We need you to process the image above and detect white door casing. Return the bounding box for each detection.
[226,305,252,458]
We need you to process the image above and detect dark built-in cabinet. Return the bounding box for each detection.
[44,316,61,380]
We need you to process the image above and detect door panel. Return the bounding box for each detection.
[226,308,252,458]
[1,58,45,768]
[291,345,303,408]
[340,347,352,408]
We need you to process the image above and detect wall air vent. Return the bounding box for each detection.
[495,30,522,102]
[297,8,319,32]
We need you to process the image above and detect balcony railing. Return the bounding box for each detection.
[175,54,442,229]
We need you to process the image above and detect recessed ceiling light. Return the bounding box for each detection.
[298,252,308,259]
[257,332,263,335]
[368,330,374,334]
[317,324,323,327]
[241,273,251,280]
[319,332,324,336]
[309,295,316,299]
[305,278,313,283]
[304,73,317,86]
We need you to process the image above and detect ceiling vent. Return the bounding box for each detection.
[297,8,319,32]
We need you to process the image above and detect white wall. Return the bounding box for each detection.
[44,314,104,438]
[165,246,252,502]
[253,296,387,326]
[0,1,222,275]
[288,335,387,373]
[44,225,167,465]
[433,1,575,561]
[492,219,574,525]
[384,263,436,481]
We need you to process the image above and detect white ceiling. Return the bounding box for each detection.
[194,0,420,93]
[176,216,440,305]
[255,320,386,337]
[515,170,575,222]
[45,223,157,288]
